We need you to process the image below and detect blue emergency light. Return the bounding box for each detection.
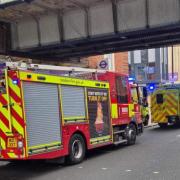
[128,77,135,82]
[148,83,155,91]
[12,79,18,85]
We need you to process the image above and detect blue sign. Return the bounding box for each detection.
[169,73,178,82]
[99,60,108,69]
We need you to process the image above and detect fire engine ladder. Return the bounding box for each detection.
[5,61,107,78]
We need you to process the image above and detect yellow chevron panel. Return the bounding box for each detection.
[0,121,10,132]
[8,78,21,98]
[11,100,23,119]
[0,138,6,150]
[7,153,18,159]
[12,117,24,137]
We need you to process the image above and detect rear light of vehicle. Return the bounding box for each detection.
[17,141,23,149]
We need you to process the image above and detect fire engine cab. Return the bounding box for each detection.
[0,62,143,164]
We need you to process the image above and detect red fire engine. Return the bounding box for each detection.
[0,62,143,164]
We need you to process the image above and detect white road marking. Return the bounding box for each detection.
[101,168,108,170]
[125,169,132,172]
[78,166,83,169]
[153,171,159,174]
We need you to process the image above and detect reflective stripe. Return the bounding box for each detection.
[12,117,24,136]
[19,71,109,89]
[7,153,17,158]
[111,104,118,118]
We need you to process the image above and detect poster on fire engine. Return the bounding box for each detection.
[87,88,111,144]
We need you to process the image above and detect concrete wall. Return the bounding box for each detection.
[63,9,86,40]
[10,0,180,50]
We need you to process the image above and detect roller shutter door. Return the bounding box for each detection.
[23,82,61,150]
[61,85,86,121]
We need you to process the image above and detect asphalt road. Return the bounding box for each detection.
[1,126,180,180]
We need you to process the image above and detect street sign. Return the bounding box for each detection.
[98,59,108,69]
[168,73,178,82]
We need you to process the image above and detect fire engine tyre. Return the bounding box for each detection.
[158,123,168,128]
[126,124,137,145]
[66,134,86,165]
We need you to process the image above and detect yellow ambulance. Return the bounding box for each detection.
[151,84,180,128]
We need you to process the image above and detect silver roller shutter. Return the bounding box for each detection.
[23,82,61,149]
[61,85,86,120]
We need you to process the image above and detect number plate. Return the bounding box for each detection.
[7,138,17,148]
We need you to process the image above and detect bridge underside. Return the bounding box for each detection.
[0,0,180,60]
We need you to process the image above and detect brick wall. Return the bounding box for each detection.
[87,55,104,69]
[85,52,129,75]
[114,52,129,75]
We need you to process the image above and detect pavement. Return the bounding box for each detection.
[1,126,180,180]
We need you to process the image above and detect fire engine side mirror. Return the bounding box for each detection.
[0,81,6,94]
[143,87,148,98]
[137,97,145,106]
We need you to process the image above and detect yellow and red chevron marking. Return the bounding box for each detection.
[0,94,10,155]
[8,71,25,138]
[0,95,19,159]
[0,95,10,130]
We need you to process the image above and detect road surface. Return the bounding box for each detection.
[1,126,180,180]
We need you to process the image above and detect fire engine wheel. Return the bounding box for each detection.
[126,124,137,145]
[66,134,86,164]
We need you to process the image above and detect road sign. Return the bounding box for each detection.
[169,73,178,82]
[99,59,108,69]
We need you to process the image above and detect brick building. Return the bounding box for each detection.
[84,52,129,75]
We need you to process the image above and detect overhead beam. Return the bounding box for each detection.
[111,0,118,33]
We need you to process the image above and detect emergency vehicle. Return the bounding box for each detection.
[130,84,149,126]
[151,84,180,128]
[0,62,143,164]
